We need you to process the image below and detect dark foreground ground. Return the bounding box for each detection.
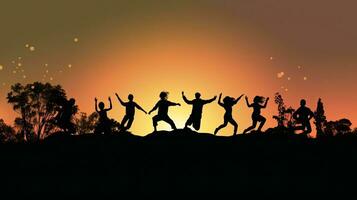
[1,129,357,197]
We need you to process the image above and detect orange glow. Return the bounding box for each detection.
[62,28,281,136]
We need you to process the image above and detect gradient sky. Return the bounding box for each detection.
[0,0,356,136]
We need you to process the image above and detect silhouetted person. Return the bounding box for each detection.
[293,99,314,136]
[94,97,112,134]
[214,93,244,136]
[243,96,269,134]
[115,93,147,132]
[149,91,180,132]
[56,98,76,134]
[182,92,217,130]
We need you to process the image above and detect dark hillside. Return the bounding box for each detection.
[1,129,357,197]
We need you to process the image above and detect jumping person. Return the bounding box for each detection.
[182,91,216,130]
[149,91,180,132]
[293,99,314,136]
[94,97,113,134]
[214,93,244,136]
[115,93,147,132]
[243,96,269,134]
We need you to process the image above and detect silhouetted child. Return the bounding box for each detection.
[56,98,77,134]
[182,91,217,131]
[115,93,147,132]
[149,91,180,132]
[214,93,244,136]
[94,97,112,134]
[243,96,269,134]
[293,99,314,136]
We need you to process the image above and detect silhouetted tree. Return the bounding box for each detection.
[13,117,34,142]
[7,82,70,141]
[335,119,352,135]
[0,119,16,143]
[109,118,121,133]
[324,119,352,136]
[75,112,99,135]
[352,128,357,135]
[273,93,286,127]
[273,92,295,129]
[314,98,327,138]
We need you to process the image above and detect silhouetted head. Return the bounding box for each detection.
[253,96,265,104]
[128,94,134,101]
[160,91,168,100]
[223,96,234,105]
[300,99,306,107]
[195,92,201,99]
[68,98,75,106]
[98,102,105,110]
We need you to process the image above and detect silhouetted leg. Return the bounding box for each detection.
[257,116,266,132]
[185,116,194,128]
[120,115,129,131]
[215,120,228,135]
[152,115,160,132]
[193,117,201,131]
[243,120,257,134]
[125,117,134,130]
[163,116,177,130]
[229,118,238,136]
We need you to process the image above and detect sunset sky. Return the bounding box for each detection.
[0,0,356,136]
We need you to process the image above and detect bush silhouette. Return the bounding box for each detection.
[7,82,77,141]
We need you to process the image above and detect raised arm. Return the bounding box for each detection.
[135,103,147,114]
[218,93,224,107]
[149,102,159,115]
[94,98,99,112]
[233,94,244,105]
[204,95,217,104]
[115,93,126,106]
[262,97,269,108]
[245,96,252,107]
[106,97,113,111]
[182,92,193,104]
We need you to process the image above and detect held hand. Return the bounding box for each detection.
[148,111,152,115]
[177,103,181,106]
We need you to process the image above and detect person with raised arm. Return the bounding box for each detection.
[149,91,180,132]
[243,96,269,134]
[214,93,244,136]
[182,91,217,131]
[115,93,147,132]
[94,97,112,134]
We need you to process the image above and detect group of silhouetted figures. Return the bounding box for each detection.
[53,91,312,136]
